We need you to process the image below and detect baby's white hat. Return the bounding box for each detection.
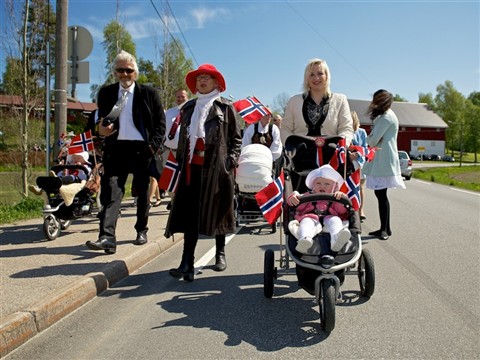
[67,151,89,163]
[305,164,344,190]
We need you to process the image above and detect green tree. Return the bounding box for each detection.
[1,0,55,197]
[157,38,193,108]
[464,99,480,162]
[102,20,136,85]
[418,92,436,110]
[271,92,290,115]
[393,94,407,102]
[434,81,466,158]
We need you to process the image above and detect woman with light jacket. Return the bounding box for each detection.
[363,89,405,240]
[280,58,354,146]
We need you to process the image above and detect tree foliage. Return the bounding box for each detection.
[271,92,290,115]
[102,20,136,86]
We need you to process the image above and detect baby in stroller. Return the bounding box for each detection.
[287,164,351,255]
[29,150,99,240]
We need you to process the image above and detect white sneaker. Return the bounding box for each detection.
[330,228,351,252]
[296,237,314,254]
[28,184,43,196]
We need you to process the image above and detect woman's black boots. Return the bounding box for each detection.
[214,235,227,272]
[169,233,197,281]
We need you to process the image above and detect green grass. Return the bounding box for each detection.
[413,165,480,192]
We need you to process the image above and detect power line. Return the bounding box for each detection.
[148,0,198,67]
[285,1,375,89]
[164,0,198,67]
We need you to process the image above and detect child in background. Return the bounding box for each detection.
[288,164,351,254]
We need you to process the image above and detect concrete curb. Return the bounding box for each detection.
[0,234,181,358]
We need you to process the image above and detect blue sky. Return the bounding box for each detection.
[2,0,479,109]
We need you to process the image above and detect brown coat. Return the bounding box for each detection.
[165,97,242,237]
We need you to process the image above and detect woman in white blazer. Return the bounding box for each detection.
[281,59,353,146]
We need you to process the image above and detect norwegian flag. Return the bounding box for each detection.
[68,130,94,154]
[349,144,366,168]
[158,150,181,193]
[329,138,346,170]
[255,170,284,225]
[365,146,377,162]
[233,96,271,124]
[339,169,361,211]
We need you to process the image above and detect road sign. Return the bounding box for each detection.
[67,26,93,61]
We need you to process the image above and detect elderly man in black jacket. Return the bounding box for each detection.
[86,50,165,254]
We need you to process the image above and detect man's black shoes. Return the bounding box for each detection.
[135,230,148,245]
[86,238,116,254]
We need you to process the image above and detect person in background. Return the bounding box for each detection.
[85,50,165,254]
[166,64,242,282]
[349,111,368,221]
[241,112,283,176]
[161,88,189,209]
[271,114,282,129]
[362,89,405,240]
[281,58,353,145]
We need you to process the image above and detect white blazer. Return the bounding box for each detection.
[280,93,354,145]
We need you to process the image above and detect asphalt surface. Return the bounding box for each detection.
[0,197,180,357]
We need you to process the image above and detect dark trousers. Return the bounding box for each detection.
[374,188,391,233]
[99,140,151,240]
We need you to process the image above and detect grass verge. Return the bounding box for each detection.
[413,165,480,192]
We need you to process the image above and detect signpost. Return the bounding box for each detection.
[67,25,93,99]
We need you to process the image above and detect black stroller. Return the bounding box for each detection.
[263,135,375,332]
[35,163,99,240]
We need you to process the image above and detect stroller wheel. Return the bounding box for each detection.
[358,248,375,298]
[319,279,336,332]
[43,215,61,241]
[61,220,72,230]
[263,249,276,298]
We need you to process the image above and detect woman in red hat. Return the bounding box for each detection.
[165,64,242,282]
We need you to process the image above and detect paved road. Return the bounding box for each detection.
[3,179,479,359]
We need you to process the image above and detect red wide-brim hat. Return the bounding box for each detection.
[185,64,226,94]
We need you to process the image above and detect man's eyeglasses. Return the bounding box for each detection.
[196,75,213,81]
[116,68,135,74]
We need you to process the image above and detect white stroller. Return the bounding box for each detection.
[235,144,277,233]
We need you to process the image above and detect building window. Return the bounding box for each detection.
[431,141,436,146]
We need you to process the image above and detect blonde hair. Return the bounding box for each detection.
[351,111,360,131]
[303,58,331,96]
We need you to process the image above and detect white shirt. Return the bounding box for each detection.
[163,102,187,149]
[117,83,144,141]
[242,122,283,161]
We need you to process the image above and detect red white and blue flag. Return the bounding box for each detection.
[68,130,94,154]
[233,96,272,124]
[339,169,361,211]
[255,169,284,225]
[158,150,181,193]
[328,138,346,170]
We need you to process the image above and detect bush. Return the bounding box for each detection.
[0,196,43,224]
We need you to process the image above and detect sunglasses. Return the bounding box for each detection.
[116,68,135,74]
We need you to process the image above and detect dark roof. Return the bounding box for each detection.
[348,99,448,129]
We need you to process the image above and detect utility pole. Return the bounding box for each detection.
[53,0,68,159]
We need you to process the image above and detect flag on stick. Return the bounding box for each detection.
[158,150,181,193]
[233,96,271,124]
[68,130,94,154]
[255,170,284,225]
